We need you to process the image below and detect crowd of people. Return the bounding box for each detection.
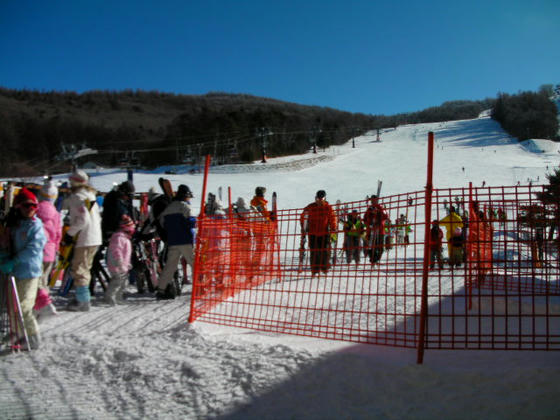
[0,171,199,350]
[0,172,503,351]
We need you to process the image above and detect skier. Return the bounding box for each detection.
[343,210,365,264]
[104,214,135,306]
[205,192,226,217]
[0,188,47,350]
[299,190,337,276]
[249,187,274,269]
[448,227,465,268]
[34,179,61,320]
[429,220,444,270]
[250,186,272,221]
[156,184,196,300]
[363,195,388,264]
[439,206,463,261]
[63,170,103,312]
[395,214,411,246]
[101,180,135,242]
[232,197,256,280]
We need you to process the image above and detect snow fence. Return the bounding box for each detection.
[190,184,560,352]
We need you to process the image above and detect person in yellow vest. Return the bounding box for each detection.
[439,206,463,259]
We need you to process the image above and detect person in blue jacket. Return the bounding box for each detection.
[156,184,196,300]
[0,187,47,350]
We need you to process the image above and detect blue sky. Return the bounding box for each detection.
[1,0,558,115]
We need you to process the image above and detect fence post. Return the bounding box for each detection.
[417,131,434,364]
[189,154,211,323]
[467,182,473,310]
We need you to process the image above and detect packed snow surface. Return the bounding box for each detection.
[1,117,559,419]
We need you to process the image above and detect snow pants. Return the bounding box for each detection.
[13,277,40,338]
[308,235,331,274]
[344,235,361,264]
[105,271,129,305]
[71,246,99,287]
[159,244,194,290]
[40,261,55,289]
[429,247,443,269]
[368,232,384,264]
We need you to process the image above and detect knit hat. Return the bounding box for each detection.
[148,187,158,201]
[40,180,59,202]
[119,214,135,234]
[69,169,89,187]
[316,190,326,199]
[176,184,193,200]
[235,197,249,210]
[118,180,135,195]
[14,187,38,208]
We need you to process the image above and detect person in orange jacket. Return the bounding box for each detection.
[250,187,273,269]
[300,190,337,276]
[250,186,271,221]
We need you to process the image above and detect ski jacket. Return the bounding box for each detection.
[159,200,196,246]
[430,226,443,249]
[343,218,366,238]
[363,204,388,234]
[65,187,103,248]
[439,212,463,241]
[36,200,62,263]
[106,230,132,274]
[250,196,271,221]
[10,216,47,280]
[300,201,337,236]
[101,190,132,239]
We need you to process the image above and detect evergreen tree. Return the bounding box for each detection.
[536,166,560,239]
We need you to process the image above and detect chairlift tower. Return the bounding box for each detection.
[257,127,273,163]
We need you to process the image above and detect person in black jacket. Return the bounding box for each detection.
[101,181,135,243]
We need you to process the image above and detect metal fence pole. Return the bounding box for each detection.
[417,131,434,364]
[189,154,211,323]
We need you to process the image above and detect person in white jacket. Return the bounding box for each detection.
[63,170,102,311]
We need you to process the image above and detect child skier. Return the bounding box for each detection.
[0,188,47,350]
[104,215,135,305]
[448,227,465,268]
[429,220,444,270]
[34,180,62,320]
[343,210,365,264]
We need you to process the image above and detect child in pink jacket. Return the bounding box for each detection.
[34,180,62,320]
[104,214,135,306]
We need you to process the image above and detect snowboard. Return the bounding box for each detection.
[271,191,277,220]
[158,177,174,200]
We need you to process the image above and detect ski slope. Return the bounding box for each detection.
[1,115,559,419]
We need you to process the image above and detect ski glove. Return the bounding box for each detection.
[330,233,338,242]
[0,259,16,274]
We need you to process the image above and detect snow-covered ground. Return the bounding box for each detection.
[1,115,560,419]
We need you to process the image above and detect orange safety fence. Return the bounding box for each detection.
[190,185,560,351]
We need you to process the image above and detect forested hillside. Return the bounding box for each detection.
[0,88,493,176]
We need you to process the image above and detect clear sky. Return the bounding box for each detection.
[1,0,558,115]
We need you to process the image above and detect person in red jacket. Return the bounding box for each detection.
[300,190,337,276]
[429,220,444,270]
[363,195,389,264]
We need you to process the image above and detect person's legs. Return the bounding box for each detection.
[16,277,40,348]
[68,246,99,311]
[158,245,182,292]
